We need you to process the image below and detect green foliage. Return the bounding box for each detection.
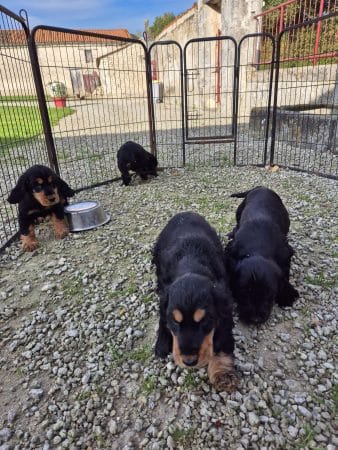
[140,374,157,394]
[171,427,194,446]
[148,12,176,38]
[263,0,285,10]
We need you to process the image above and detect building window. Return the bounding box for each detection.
[84,49,93,63]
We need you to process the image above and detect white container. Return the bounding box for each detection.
[152,81,163,103]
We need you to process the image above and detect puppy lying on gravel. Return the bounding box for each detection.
[153,211,238,392]
[225,186,299,323]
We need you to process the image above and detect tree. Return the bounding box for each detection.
[148,12,176,39]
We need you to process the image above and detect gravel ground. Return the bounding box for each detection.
[0,165,337,450]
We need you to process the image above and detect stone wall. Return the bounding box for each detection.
[0,41,144,98]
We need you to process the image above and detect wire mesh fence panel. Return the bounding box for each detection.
[183,37,236,167]
[0,7,51,249]
[271,13,338,178]
[148,41,184,168]
[31,27,152,190]
[236,34,275,166]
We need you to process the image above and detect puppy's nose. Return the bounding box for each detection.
[182,355,198,367]
[48,196,56,202]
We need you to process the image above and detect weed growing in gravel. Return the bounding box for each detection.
[108,284,137,299]
[182,371,202,390]
[15,366,27,376]
[304,272,337,288]
[129,345,152,363]
[93,432,105,448]
[171,426,194,446]
[296,425,315,449]
[141,294,153,304]
[61,279,83,297]
[77,391,91,401]
[108,343,124,366]
[139,375,157,394]
[332,385,338,412]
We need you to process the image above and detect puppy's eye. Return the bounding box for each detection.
[33,185,43,192]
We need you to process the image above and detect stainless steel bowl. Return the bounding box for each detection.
[64,201,110,232]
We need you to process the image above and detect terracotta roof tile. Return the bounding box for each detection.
[0,28,131,45]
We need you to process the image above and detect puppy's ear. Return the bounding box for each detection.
[55,176,75,198]
[7,174,27,204]
[277,279,299,307]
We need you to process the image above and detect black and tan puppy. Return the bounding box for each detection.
[225,186,299,324]
[153,211,238,392]
[8,165,75,251]
[117,141,158,186]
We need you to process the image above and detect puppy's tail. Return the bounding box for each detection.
[230,186,262,198]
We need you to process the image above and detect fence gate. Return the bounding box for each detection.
[148,41,185,167]
[183,36,237,146]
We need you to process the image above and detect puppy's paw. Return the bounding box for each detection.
[54,226,69,240]
[210,368,239,392]
[21,235,38,252]
[155,339,171,359]
[52,215,69,239]
[208,352,239,393]
[277,281,299,307]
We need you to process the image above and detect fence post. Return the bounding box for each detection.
[279,5,284,33]
[145,50,157,156]
[313,0,325,65]
[28,29,60,175]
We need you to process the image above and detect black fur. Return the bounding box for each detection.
[153,212,235,367]
[225,186,299,324]
[7,165,74,242]
[117,141,158,186]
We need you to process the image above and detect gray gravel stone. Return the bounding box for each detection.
[0,166,336,449]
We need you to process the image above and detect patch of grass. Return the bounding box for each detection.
[77,391,91,401]
[15,366,27,376]
[220,154,229,166]
[296,425,315,449]
[141,294,153,304]
[298,193,311,202]
[57,151,70,161]
[108,284,137,299]
[182,371,202,390]
[129,345,152,363]
[0,105,75,152]
[332,385,338,412]
[12,155,29,165]
[93,431,105,447]
[61,279,83,297]
[0,95,38,101]
[304,272,337,289]
[171,426,194,446]
[108,343,124,366]
[139,374,157,394]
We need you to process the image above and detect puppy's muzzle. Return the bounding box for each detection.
[182,355,198,367]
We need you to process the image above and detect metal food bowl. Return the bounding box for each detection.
[64,201,110,232]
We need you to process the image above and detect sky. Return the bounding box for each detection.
[7,0,195,34]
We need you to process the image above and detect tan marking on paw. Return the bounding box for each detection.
[208,353,239,392]
[21,225,38,251]
[51,213,69,239]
